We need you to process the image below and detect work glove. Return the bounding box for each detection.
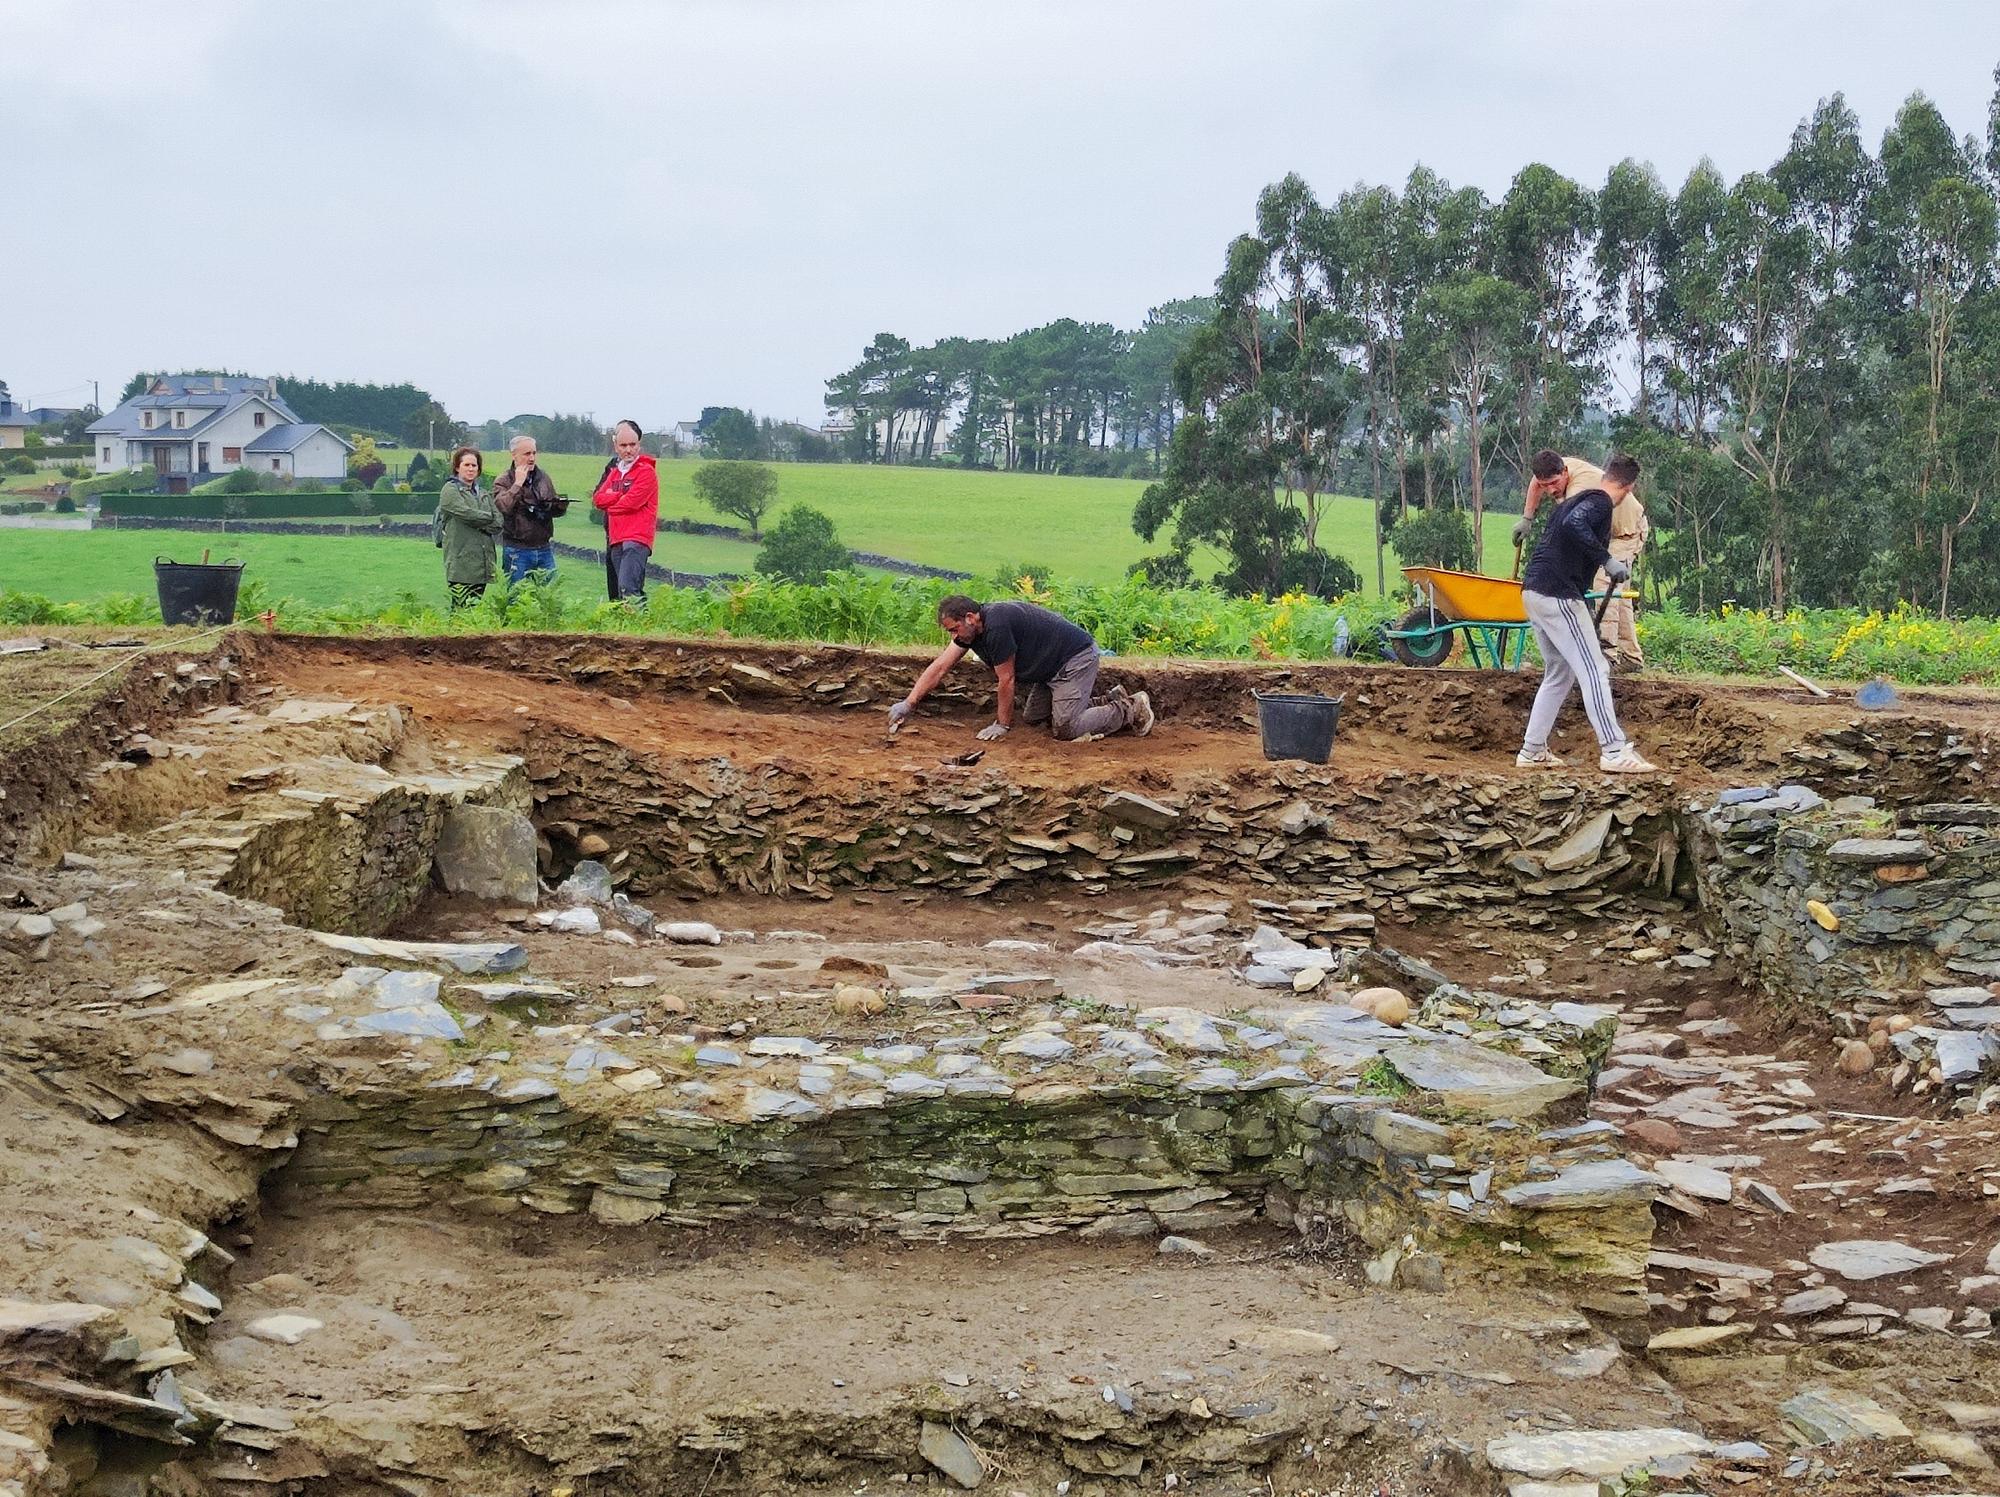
[887,701,912,728]
[975,721,1011,742]
[1605,557,1632,585]
[1511,516,1532,546]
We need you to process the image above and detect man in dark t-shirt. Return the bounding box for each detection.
[889,596,1155,743]
[1516,451,1656,775]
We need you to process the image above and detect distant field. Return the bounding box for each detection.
[485,454,1517,591]
[0,527,819,614]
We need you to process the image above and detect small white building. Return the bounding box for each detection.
[87,375,352,484]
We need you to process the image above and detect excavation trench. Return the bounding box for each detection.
[3,632,1998,1496]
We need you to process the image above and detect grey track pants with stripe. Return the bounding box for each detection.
[1521,589,1629,754]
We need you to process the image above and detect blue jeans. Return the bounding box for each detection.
[503,545,556,583]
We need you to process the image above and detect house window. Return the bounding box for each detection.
[253,412,267,429]
[174,410,187,428]
[102,448,111,464]
[271,458,281,471]
[223,447,242,463]
[142,412,153,429]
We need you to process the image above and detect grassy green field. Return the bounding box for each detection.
[6,457,1520,610]
[488,454,1517,590]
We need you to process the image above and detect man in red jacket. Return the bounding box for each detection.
[592,420,659,601]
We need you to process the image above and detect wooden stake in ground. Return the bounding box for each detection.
[1775,665,1831,698]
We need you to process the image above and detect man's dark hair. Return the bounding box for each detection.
[615,419,643,440]
[1530,449,1565,480]
[1605,453,1640,486]
[936,594,980,622]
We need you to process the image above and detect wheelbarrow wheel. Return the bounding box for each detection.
[1387,605,1454,668]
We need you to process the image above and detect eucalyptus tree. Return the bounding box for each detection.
[1595,159,1670,419]
[1134,174,1362,598]
[1490,163,1602,484]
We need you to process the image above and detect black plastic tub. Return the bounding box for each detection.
[154,557,245,626]
[1253,690,1343,763]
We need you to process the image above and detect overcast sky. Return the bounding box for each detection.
[6,1,2000,429]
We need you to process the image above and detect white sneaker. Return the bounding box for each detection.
[1515,747,1565,768]
[1126,690,1156,737]
[1599,745,1658,774]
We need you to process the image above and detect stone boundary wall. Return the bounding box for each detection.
[1690,787,2000,1099]
[75,706,529,935]
[1691,788,2000,998]
[528,724,1685,922]
[280,1072,1649,1312]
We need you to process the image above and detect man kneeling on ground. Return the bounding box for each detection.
[890,595,1154,743]
[1516,453,1657,775]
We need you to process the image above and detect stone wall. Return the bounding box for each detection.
[1690,787,2000,1101]
[267,949,1647,1312]
[1691,788,2000,1000]
[527,725,1687,922]
[74,704,529,935]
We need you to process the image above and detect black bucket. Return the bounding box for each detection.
[154,557,245,626]
[1254,690,1343,763]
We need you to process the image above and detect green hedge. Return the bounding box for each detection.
[96,492,437,519]
[12,441,90,460]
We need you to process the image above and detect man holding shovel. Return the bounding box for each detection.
[890,596,1155,743]
[1515,449,1647,668]
[1515,454,1657,774]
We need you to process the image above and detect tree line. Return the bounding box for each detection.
[823,305,1216,477]
[1142,80,2000,614]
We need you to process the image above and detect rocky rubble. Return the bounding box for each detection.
[525,722,1689,919]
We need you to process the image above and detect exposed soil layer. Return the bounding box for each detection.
[233,631,1999,793]
[201,1211,1683,1496]
[4,629,2000,1497]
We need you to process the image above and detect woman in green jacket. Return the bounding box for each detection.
[439,446,501,609]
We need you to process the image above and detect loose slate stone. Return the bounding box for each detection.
[1780,1386,1912,1444]
[0,1300,119,1341]
[1779,1287,1849,1317]
[746,1036,828,1058]
[995,1032,1074,1062]
[919,1419,985,1488]
[1500,1159,1659,1211]
[312,932,526,974]
[1486,1428,1713,1479]
[1542,811,1614,873]
[1808,1240,1952,1281]
[1137,1007,1231,1054]
[1101,790,1181,830]
[1653,1160,1733,1202]
[1827,837,1931,864]
[1384,1039,1579,1118]
[245,1315,322,1346]
[1647,1324,1752,1351]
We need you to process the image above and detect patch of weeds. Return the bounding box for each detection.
[1356,1057,1412,1097]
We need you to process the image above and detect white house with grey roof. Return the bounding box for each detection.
[87,376,352,484]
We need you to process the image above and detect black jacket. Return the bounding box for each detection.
[1522,489,1613,601]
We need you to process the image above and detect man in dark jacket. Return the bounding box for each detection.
[1516,453,1657,774]
[890,596,1154,743]
[492,436,570,584]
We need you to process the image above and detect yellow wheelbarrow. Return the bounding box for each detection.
[1385,563,1631,669]
[1385,565,1530,668]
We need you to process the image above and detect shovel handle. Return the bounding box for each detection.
[1510,540,1523,582]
